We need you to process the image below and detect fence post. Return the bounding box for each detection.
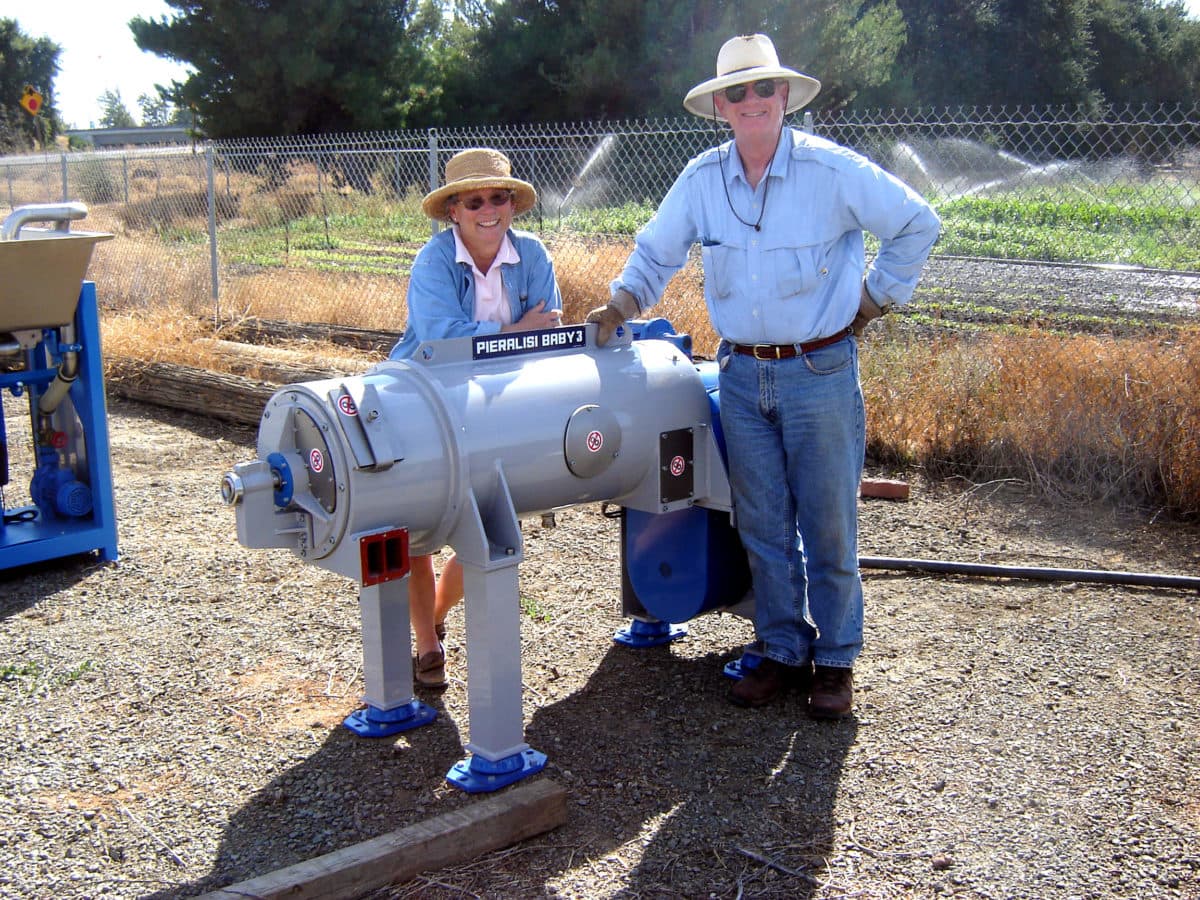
[206,145,220,321]
[61,154,68,201]
[428,128,439,239]
[803,111,814,135]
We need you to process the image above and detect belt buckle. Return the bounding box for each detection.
[751,344,778,360]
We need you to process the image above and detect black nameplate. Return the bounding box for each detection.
[472,325,587,360]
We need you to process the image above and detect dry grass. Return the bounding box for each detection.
[221,269,408,329]
[548,236,711,348]
[860,329,1200,516]
[101,305,378,382]
[78,229,1200,518]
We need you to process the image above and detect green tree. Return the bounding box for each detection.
[871,0,1199,110]
[130,0,446,138]
[98,89,137,128]
[879,0,1097,108]
[0,18,63,149]
[1089,0,1200,104]
[456,0,904,123]
[137,92,174,127]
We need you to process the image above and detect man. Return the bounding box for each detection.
[587,34,940,718]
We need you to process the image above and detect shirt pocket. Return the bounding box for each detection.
[771,243,829,298]
[700,242,741,301]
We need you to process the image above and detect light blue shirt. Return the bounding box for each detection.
[389,227,562,360]
[614,127,941,345]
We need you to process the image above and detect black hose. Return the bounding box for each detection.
[860,556,1200,591]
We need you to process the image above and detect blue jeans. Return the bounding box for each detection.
[717,336,865,669]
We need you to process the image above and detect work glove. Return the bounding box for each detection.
[585,289,640,346]
[851,283,892,338]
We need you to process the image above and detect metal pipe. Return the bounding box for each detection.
[0,202,87,240]
[37,324,79,417]
[860,556,1200,591]
[37,353,78,416]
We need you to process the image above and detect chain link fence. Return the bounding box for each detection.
[3,104,1199,512]
[2,103,1197,330]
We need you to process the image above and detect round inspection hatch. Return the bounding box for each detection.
[563,404,622,478]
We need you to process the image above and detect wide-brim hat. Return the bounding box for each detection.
[421,148,538,221]
[683,33,821,121]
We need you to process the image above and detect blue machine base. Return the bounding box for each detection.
[614,618,688,648]
[446,748,547,794]
[343,701,437,738]
[0,506,118,569]
[723,652,763,680]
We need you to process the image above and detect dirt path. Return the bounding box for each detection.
[0,398,1197,899]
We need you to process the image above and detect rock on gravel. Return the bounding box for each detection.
[0,398,1197,900]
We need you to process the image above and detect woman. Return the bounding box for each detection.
[390,147,563,688]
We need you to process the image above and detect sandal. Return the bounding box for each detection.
[435,621,447,642]
[414,647,447,689]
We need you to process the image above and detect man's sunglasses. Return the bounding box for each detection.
[723,79,780,104]
[457,191,513,211]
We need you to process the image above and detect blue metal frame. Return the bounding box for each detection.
[0,282,118,570]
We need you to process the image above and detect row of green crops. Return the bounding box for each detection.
[204,176,1198,274]
[936,179,1199,269]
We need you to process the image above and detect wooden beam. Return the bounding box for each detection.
[105,358,275,426]
[199,777,568,900]
[222,318,401,355]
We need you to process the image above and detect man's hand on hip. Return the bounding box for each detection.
[851,283,891,337]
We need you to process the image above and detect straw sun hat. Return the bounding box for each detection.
[421,148,538,221]
[683,33,821,121]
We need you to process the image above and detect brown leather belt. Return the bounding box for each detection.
[731,328,851,360]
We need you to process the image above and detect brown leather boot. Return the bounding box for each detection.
[728,658,806,708]
[809,665,854,719]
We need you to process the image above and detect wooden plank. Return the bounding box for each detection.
[199,777,568,900]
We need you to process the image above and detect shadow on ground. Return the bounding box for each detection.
[152,632,856,898]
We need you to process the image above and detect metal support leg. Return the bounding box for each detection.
[344,576,436,737]
[446,556,547,792]
[442,471,547,793]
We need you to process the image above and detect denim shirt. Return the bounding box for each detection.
[389,227,563,360]
[613,128,941,346]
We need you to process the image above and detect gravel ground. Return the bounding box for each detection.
[1,394,1197,900]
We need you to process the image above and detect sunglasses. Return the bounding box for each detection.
[457,191,513,211]
[723,79,780,104]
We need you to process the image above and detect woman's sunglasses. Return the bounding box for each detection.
[457,191,513,211]
[723,80,780,104]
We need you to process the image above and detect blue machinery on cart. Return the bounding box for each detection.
[222,319,751,793]
[0,204,117,570]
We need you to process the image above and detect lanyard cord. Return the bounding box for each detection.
[713,96,776,232]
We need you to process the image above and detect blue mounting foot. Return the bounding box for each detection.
[613,618,687,647]
[343,700,437,738]
[446,747,547,794]
[723,651,763,680]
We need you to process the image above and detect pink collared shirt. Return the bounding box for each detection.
[452,227,520,325]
